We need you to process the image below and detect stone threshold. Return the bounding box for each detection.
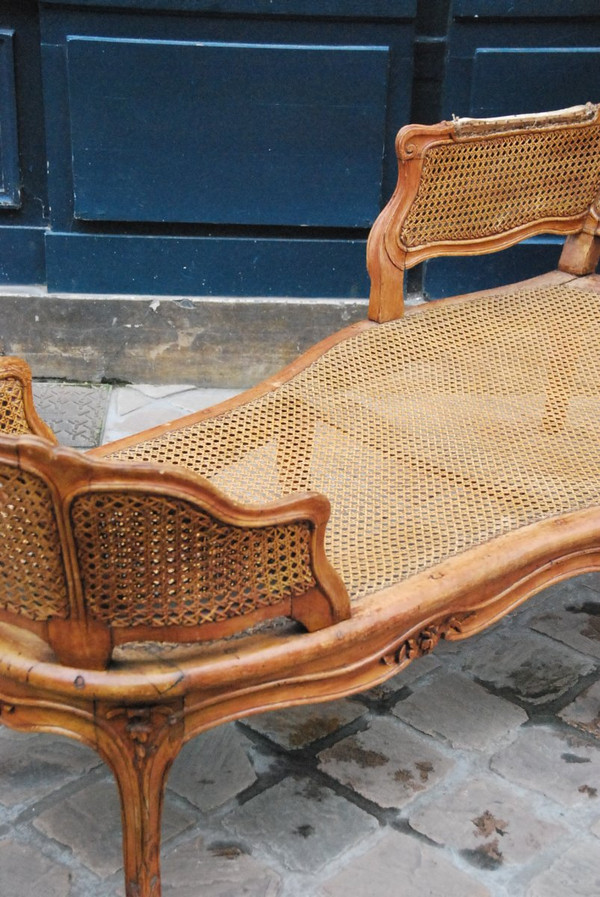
[0,289,370,387]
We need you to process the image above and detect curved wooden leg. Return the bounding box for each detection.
[0,692,183,896]
[94,701,184,897]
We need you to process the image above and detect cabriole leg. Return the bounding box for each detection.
[94,701,185,897]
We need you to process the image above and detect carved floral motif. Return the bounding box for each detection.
[103,704,180,762]
[382,614,470,668]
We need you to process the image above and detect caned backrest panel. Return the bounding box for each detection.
[0,379,33,436]
[400,109,600,251]
[368,103,600,321]
[0,357,57,442]
[69,489,315,629]
[0,460,69,621]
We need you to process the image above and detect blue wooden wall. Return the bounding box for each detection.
[1,1,599,300]
[424,0,600,299]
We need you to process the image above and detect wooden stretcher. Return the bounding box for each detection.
[0,102,599,896]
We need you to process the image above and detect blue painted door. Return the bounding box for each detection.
[0,1,47,285]
[424,0,600,300]
[1,1,599,300]
[38,0,416,298]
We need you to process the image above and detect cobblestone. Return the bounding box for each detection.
[34,779,194,878]
[168,723,257,811]
[363,653,442,701]
[0,840,72,897]
[491,726,600,807]
[528,584,600,660]
[408,775,566,864]
[319,832,491,897]
[245,700,365,750]
[318,716,453,808]
[449,628,596,705]
[0,730,99,808]
[222,776,378,873]
[392,672,527,749]
[161,835,282,897]
[526,837,600,896]
[559,679,600,737]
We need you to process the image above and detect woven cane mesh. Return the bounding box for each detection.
[400,125,600,247]
[0,379,32,436]
[0,463,69,619]
[106,282,600,603]
[70,491,315,627]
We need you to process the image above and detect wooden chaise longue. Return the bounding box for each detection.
[1,103,600,895]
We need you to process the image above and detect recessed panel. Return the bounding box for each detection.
[0,31,20,209]
[45,232,369,297]
[0,227,45,283]
[48,0,417,14]
[454,0,598,17]
[66,37,389,227]
[471,49,600,117]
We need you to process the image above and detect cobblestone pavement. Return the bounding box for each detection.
[2,381,600,896]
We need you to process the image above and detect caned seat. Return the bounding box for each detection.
[100,279,600,601]
[0,103,599,897]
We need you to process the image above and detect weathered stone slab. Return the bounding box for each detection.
[559,679,600,738]
[168,724,257,811]
[114,383,197,411]
[0,840,72,897]
[451,629,595,704]
[244,699,365,750]
[363,653,441,701]
[103,384,241,442]
[409,776,566,867]
[491,726,600,807]
[319,831,490,897]
[1,292,368,387]
[0,729,99,807]
[34,779,194,877]
[223,776,378,873]
[392,672,527,750]
[162,835,281,897]
[527,585,600,660]
[318,716,453,808]
[526,837,600,897]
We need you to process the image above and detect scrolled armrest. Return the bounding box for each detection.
[0,436,350,669]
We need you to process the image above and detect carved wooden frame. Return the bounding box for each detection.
[1,496,600,894]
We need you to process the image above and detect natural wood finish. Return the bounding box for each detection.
[559,227,600,275]
[0,104,599,896]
